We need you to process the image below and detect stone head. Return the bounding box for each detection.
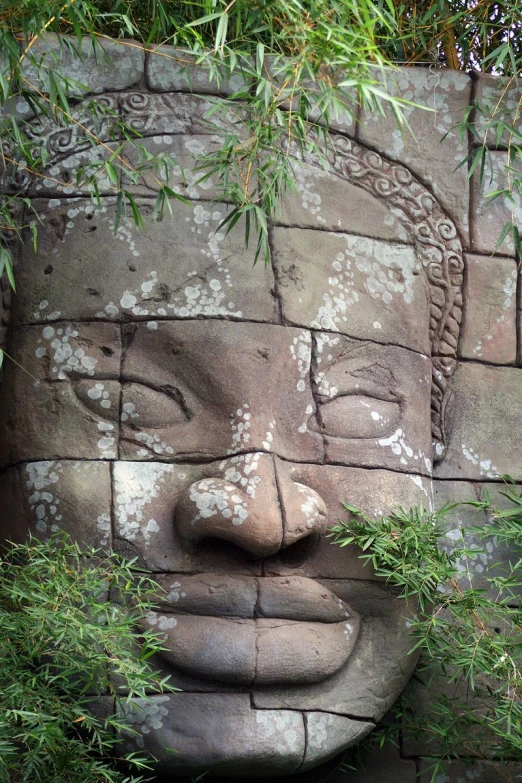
[0,90,464,777]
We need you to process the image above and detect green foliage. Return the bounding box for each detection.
[0,532,176,783]
[331,482,522,781]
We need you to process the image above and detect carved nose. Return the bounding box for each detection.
[174,455,327,559]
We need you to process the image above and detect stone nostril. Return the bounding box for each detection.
[280,481,328,550]
[174,477,283,559]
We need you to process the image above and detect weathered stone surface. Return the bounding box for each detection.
[113,461,258,574]
[255,616,360,685]
[141,613,256,684]
[152,573,258,617]
[9,323,121,380]
[266,463,432,579]
[301,712,373,770]
[120,321,322,464]
[0,461,112,548]
[278,161,410,239]
[121,133,225,199]
[313,334,432,474]
[13,198,277,326]
[120,91,214,136]
[118,694,305,775]
[417,759,522,782]
[433,479,522,598]
[0,378,119,466]
[146,46,251,95]
[359,67,472,243]
[459,254,517,364]
[434,363,522,481]
[257,576,352,623]
[0,99,119,196]
[253,581,418,720]
[470,151,519,255]
[22,34,144,96]
[272,227,431,355]
[0,78,480,777]
[473,72,522,147]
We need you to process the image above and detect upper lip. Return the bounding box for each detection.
[151,574,353,624]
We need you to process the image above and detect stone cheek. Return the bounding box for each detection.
[434,363,522,481]
[0,461,112,549]
[272,227,431,355]
[13,198,277,326]
[265,463,432,580]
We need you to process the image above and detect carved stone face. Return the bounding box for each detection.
[0,92,463,777]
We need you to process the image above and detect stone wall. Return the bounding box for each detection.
[2,36,522,783]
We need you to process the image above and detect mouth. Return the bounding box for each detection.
[141,575,361,686]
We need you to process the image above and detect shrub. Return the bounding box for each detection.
[0,532,175,783]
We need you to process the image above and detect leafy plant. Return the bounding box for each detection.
[0,532,176,783]
[331,481,522,781]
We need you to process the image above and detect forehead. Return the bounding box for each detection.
[12,159,430,355]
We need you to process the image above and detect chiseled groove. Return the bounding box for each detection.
[0,451,432,481]
[251,703,376,724]
[12,316,429,359]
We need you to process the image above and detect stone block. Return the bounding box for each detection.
[433,479,522,599]
[119,91,215,137]
[13,198,277,326]
[120,133,225,200]
[0,97,119,196]
[21,34,144,96]
[253,581,418,721]
[278,160,410,238]
[0,460,112,549]
[146,46,251,95]
[10,323,121,381]
[359,66,472,244]
[152,572,258,617]
[120,321,322,464]
[459,254,517,364]
[434,363,522,481]
[117,693,305,776]
[313,333,432,474]
[272,227,431,355]
[470,150,520,256]
[473,72,522,147]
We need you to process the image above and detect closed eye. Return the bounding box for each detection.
[318,394,401,439]
[121,380,193,428]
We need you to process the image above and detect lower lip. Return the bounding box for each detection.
[142,613,361,686]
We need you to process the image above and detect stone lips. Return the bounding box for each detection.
[140,575,360,686]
